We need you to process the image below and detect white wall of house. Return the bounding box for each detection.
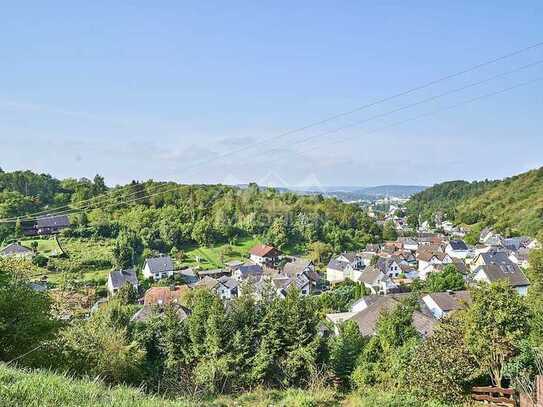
[142,263,173,281]
[326,267,346,283]
[250,254,265,265]
[445,245,469,259]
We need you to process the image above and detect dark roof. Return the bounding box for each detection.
[144,256,174,273]
[327,259,349,272]
[425,290,472,312]
[37,215,70,228]
[478,251,515,268]
[449,240,468,251]
[235,263,263,279]
[109,269,138,290]
[218,275,239,290]
[0,242,33,256]
[475,264,530,287]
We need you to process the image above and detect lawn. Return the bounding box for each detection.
[33,237,115,285]
[181,237,262,269]
[19,237,63,257]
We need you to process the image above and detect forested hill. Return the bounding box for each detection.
[406,167,543,238]
[0,169,382,253]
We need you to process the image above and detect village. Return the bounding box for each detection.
[1,201,539,342]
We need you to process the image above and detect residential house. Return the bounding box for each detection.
[142,255,174,281]
[376,256,404,278]
[24,215,70,236]
[192,276,220,291]
[445,240,470,259]
[131,285,191,322]
[216,276,239,300]
[107,268,139,296]
[326,296,436,337]
[399,237,419,252]
[422,290,472,319]
[249,244,281,266]
[178,267,199,284]
[509,248,530,268]
[283,258,320,292]
[356,266,398,295]
[0,242,33,258]
[417,248,453,277]
[473,264,530,296]
[326,253,365,283]
[471,250,516,272]
[232,262,264,282]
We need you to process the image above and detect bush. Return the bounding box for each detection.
[32,254,49,268]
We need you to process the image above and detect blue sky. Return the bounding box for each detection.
[1,1,542,187]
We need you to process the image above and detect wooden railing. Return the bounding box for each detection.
[471,386,517,406]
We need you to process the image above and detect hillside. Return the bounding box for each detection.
[0,364,338,407]
[406,167,543,238]
[456,167,543,237]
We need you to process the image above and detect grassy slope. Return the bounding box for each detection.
[0,364,338,407]
[456,167,543,237]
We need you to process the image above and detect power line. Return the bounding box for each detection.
[2,41,542,222]
[3,75,540,223]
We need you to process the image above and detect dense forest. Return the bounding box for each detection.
[406,167,543,239]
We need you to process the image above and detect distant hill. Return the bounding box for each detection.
[406,167,543,238]
[239,184,428,201]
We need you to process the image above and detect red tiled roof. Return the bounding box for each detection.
[144,286,190,306]
[249,244,280,257]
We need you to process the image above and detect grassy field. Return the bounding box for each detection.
[19,237,63,257]
[181,237,262,269]
[34,237,115,285]
[0,364,338,407]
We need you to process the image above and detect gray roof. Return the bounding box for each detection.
[346,296,435,337]
[131,304,191,323]
[218,275,239,290]
[283,259,313,275]
[448,240,468,251]
[339,252,358,263]
[109,269,138,290]
[478,251,515,268]
[0,242,33,256]
[327,259,349,272]
[357,266,383,285]
[197,268,225,276]
[37,215,70,228]
[145,256,174,273]
[475,264,530,287]
[236,263,263,278]
[426,290,472,312]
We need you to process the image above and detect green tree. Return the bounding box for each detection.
[382,220,398,241]
[0,258,58,363]
[307,241,333,265]
[328,320,365,387]
[425,264,465,292]
[408,314,478,403]
[266,217,289,249]
[14,218,23,238]
[57,300,144,384]
[464,281,530,387]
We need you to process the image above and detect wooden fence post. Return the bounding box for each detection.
[537,375,543,407]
